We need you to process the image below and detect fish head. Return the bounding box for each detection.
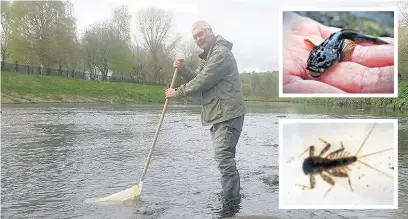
[306,45,338,78]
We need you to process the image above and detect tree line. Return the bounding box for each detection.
[0,1,202,85]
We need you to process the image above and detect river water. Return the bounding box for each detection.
[1,102,407,219]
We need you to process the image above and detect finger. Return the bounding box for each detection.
[317,62,394,93]
[283,47,310,79]
[283,79,346,93]
[292,16,340,39]
[319,25,341,39]
[351,44,394,68]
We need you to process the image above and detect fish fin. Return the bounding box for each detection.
[340,39,356,61]
[304,39,316,51]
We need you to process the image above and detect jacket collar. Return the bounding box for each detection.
[198,35,218,60]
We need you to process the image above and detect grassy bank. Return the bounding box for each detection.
[244,96,290,102]
[1,71,165,104]
[288,80,408,110]
[1,71,407,111]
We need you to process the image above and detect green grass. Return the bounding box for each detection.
[1,71,407,110]
[244,96,290,102]
[1,71,165,103]
[289,80,408,109]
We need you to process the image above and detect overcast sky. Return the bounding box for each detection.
[70,0,402,72]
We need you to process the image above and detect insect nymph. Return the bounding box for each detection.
[296,123,393,197]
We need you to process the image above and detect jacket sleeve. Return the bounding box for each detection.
[175,49,230,97]
[178,66,197,82]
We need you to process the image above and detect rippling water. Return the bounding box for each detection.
[1,102,407,219]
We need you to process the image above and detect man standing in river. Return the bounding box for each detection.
[165,20,247,212]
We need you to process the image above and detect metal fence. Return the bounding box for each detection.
[1,61,165,86]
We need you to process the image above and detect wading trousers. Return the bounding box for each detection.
[210,115,245,203]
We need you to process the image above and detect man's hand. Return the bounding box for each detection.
[165,88,176,99]
[283,15,394,94]
[173,59,185,71]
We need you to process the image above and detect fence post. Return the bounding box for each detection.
[15,61,18,72]
[27,65,30,73]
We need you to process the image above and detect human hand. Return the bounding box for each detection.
[282,16,394,94]
[173,59,185,71]
[165,88,176,99]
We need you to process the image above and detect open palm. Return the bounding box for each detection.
[282,16,394,94]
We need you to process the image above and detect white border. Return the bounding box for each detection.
[278,8,398,98]
[278,119,398,209]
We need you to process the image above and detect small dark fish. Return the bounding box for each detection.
[304,29,389,78]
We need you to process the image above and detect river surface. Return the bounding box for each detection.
[1,102,407,219]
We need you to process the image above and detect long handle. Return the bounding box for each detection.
[139,67,180,182]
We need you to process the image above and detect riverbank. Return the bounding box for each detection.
[1,72,166,104]
[289,81,408,110]
[1,71,407,110]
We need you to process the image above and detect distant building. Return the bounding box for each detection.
[84,66,113,80]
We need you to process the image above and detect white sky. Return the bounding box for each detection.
[70,0,401,72]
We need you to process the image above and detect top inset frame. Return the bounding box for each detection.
[278,8,398,98]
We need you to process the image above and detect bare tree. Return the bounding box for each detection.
[135,7,180,83]
[112,4,132,44]
[82,21,114,81]
[1,1,11,63]
[179,39,201,70]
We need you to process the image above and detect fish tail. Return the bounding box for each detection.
[340,29,389,45]
[371,37,389,45]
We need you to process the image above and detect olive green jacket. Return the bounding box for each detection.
[174,35,247,126]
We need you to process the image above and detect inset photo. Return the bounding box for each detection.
[279,8,398,98]
[279,119,398,209]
